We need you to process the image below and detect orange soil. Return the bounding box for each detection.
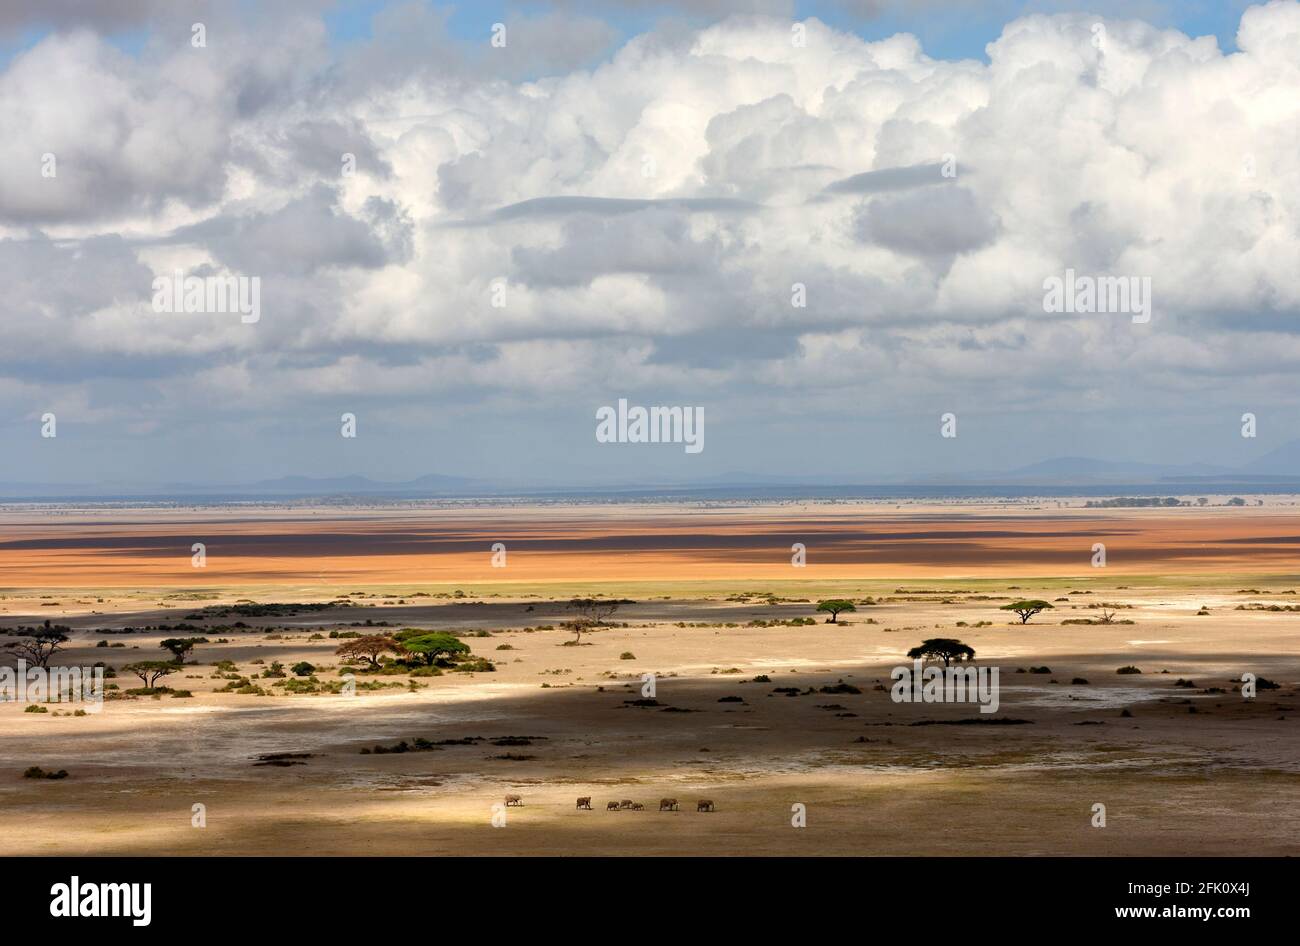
[2,503,1298,586]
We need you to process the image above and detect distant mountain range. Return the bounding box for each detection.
[1242,439,1300,475]
[6,443,1300,501]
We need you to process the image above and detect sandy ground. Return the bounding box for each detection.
[1,502,1298,855]
[4,500,1300,585]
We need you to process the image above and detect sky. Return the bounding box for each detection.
[1,0,1298,488]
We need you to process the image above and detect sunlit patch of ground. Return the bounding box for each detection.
[1,502,1298,854]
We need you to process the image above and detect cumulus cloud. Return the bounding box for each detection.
[3,1,1300,479]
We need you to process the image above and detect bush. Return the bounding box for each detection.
[291,661,315,676]
[819,682,862,694]
[279,677,322,693]
[1116,666,1142,675]
[23,704,48,713]
[619,651,635,660]
[22,766,68,779]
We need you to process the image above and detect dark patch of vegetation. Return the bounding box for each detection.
[909,717,1033,726]
[253,752,313,767]
[185,602,339,619]
[22,766,69,779]
[819,682,862,694]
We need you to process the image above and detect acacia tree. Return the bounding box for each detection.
[399,632,470,666]
[568,598,620,625]
[563,598,622,643]
[124,661,177,688]
[816,600,857,623]
[159,637,208,664]
[335,635,397,671]
[906,638,976,666]
[5,622,70,668]
[556,618,594,644]
[1000,600,1054,624]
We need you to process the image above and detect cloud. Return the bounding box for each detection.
[444,195,763,229]
[165,185,413,276]
[854,185,1000,258]
[825,162,954,194]
[4,2,1300,479]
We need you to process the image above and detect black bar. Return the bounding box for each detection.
[3,856,1276,931]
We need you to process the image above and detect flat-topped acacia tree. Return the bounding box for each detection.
[159,637,208,664]
[1001,600,1054,624]
[4,621,69,668]
[399,632,470,666]
[907,638,976,666]
[335,635,397,671]
[123,661,177,689]
[816,600,857,623]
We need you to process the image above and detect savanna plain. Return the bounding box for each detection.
[1,500,1297,855]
